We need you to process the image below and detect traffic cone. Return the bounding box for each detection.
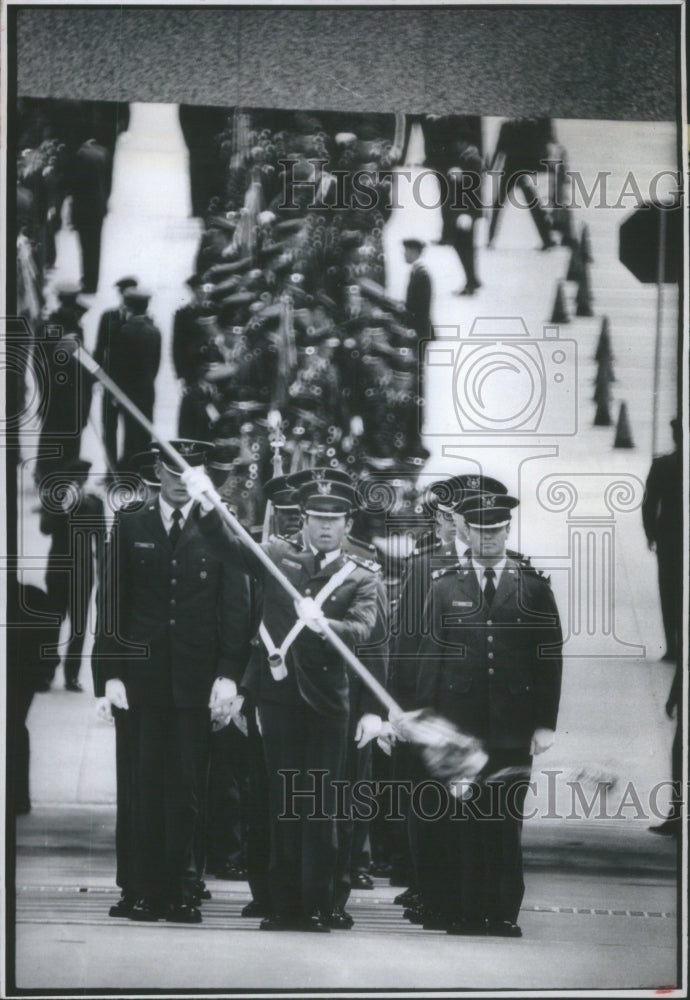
[550,280,570,323]
[593,378,612,426]
[580,223,593,264]
[614,402,634,448]
[592,358,615,402]
[575,263,594,317]
[594,316,613,363]
[566,241,584,282]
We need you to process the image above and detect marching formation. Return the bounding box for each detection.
[15,105,571,939]
[91,451,562,937]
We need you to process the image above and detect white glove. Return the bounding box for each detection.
[530,727,555,755]
[267,408,282,430]
[104,679,129,711]
[350,416,364,438]
[376,720,396,755]
[295,597,327,634]
[180,466,220,512]
[355,713,383,749]
[95,697,114,723]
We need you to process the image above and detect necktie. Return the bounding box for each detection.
[483,567,496,606]
[169,508,183,547]
[315,551,327,573]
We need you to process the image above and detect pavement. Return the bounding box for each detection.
[8,110,684,995]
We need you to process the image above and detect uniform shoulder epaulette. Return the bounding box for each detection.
[347,553,382,573]
[431,562,463,581]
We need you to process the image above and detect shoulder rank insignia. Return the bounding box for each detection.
[348,553,382,573]
[431,563,463,580]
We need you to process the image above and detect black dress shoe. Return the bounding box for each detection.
[394,888,419,906]
[649,818,680,837]
[300,913,331,933]
[129,899,161,922]
[109,895,136,918]
[165,903,202,924]
[327,907,354,929]
[447,919,487,936]
[486,919,522,938]
[351,872,374,890]
[422,913,450,931]
[241,900,271,918]
[65,680,83,692]
[403,906,425,924]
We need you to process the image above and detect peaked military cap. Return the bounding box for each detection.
[154,439,214,475]
[297,472,356,515]
[459,491,519,527]
[264,474,300,510]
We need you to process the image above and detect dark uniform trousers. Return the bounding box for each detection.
[259,700,348,918]
[200,523,381,920]
[129,706,210,906]
[97,502,252,908]
[416,556,562,925]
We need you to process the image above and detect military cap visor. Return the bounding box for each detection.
[297,478,356,515]
[264,474,300,510]
[402,238,426,251]
[428,474,508,513]
[154,439,214,474]
[459,492,519,527]
[115,276,138,290]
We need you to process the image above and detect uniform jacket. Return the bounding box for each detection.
[416,555,562,750]
[93,307,127,375]
[201,516,380,717]
[390,539,458,707]
[642,450,681,552]
[40,491,106,612]
[95,500,253,707]
[114,315,162,406]
[404,263,432,340]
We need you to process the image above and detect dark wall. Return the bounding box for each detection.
[12,5,679,121]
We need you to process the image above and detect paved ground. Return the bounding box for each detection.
[8,109,683,995]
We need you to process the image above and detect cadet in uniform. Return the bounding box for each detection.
[96,440,253,923]
[185,466,383,932]
[416,490,563,937]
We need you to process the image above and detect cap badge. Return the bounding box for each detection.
[467,476,480,490]
[482,494,496,508]
[317,481,332,495]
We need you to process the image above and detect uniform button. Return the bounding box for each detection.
[488,635,493,643]
[488,652,494,659]
[171,579,177,586]
[305,588,311,595]
[171,560,177,567]
[486,619,493,625]
[170,599,176,607]
[488,667,495,676]
[170,619,176,626]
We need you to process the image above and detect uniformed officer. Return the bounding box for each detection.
[642,417,682,663]
[114,287,162,469]
[95,439,253,923]
[416,490,563,937]
[184,465,383,931]
[93,276,138,473]
[392,474,510,911]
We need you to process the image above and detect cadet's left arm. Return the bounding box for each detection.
[531,581,563,752]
